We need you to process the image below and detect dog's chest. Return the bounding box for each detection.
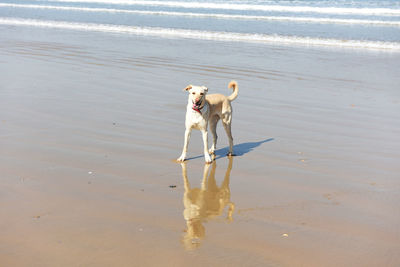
[186,105,208,129]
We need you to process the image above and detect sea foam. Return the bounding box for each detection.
[1,17,400,51]
[2,3,400,26]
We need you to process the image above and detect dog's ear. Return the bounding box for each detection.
[183,85,192,91]
[202,86,208,92]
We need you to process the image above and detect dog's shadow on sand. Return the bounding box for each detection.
[187,138,274,161]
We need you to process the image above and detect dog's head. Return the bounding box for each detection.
[184,84,208,108]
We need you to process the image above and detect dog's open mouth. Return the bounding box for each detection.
[193,99,202,108]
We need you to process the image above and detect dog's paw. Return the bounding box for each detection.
[211,153,216,161]
[227,152,236,157]
[177,155,186,162]
[209,149,215,155]
[205,154,213,164]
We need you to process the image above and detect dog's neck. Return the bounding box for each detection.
[192,103,205,114]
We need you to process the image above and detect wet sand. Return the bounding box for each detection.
[1,26,400,266]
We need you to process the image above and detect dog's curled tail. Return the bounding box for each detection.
[227,80,238,101]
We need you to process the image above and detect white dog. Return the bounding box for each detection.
[177,80,238,163]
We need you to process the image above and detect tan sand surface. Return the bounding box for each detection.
[1,28,400,266]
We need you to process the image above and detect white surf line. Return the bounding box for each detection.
[35,0,400,16]
[2,3,400,27]
[1,18,400,51]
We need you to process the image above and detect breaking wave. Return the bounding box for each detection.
[35,0,400,16]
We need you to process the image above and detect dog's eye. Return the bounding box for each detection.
[200,93,204,95]
[192,92,195,95]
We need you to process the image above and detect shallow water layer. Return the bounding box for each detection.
[1,23,400,266]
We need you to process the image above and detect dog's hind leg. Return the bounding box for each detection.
[209,115,219,155]
[222,121,234,156]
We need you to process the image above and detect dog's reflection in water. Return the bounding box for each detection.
[180,157,235,250]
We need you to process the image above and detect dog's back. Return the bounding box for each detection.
[206,80,238,118]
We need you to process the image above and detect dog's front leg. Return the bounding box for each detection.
[177,128,192,162]
[201,129,212,163]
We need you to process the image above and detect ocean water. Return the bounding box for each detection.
[0,0,400,51]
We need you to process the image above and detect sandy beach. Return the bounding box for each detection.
[1,22,400,266]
